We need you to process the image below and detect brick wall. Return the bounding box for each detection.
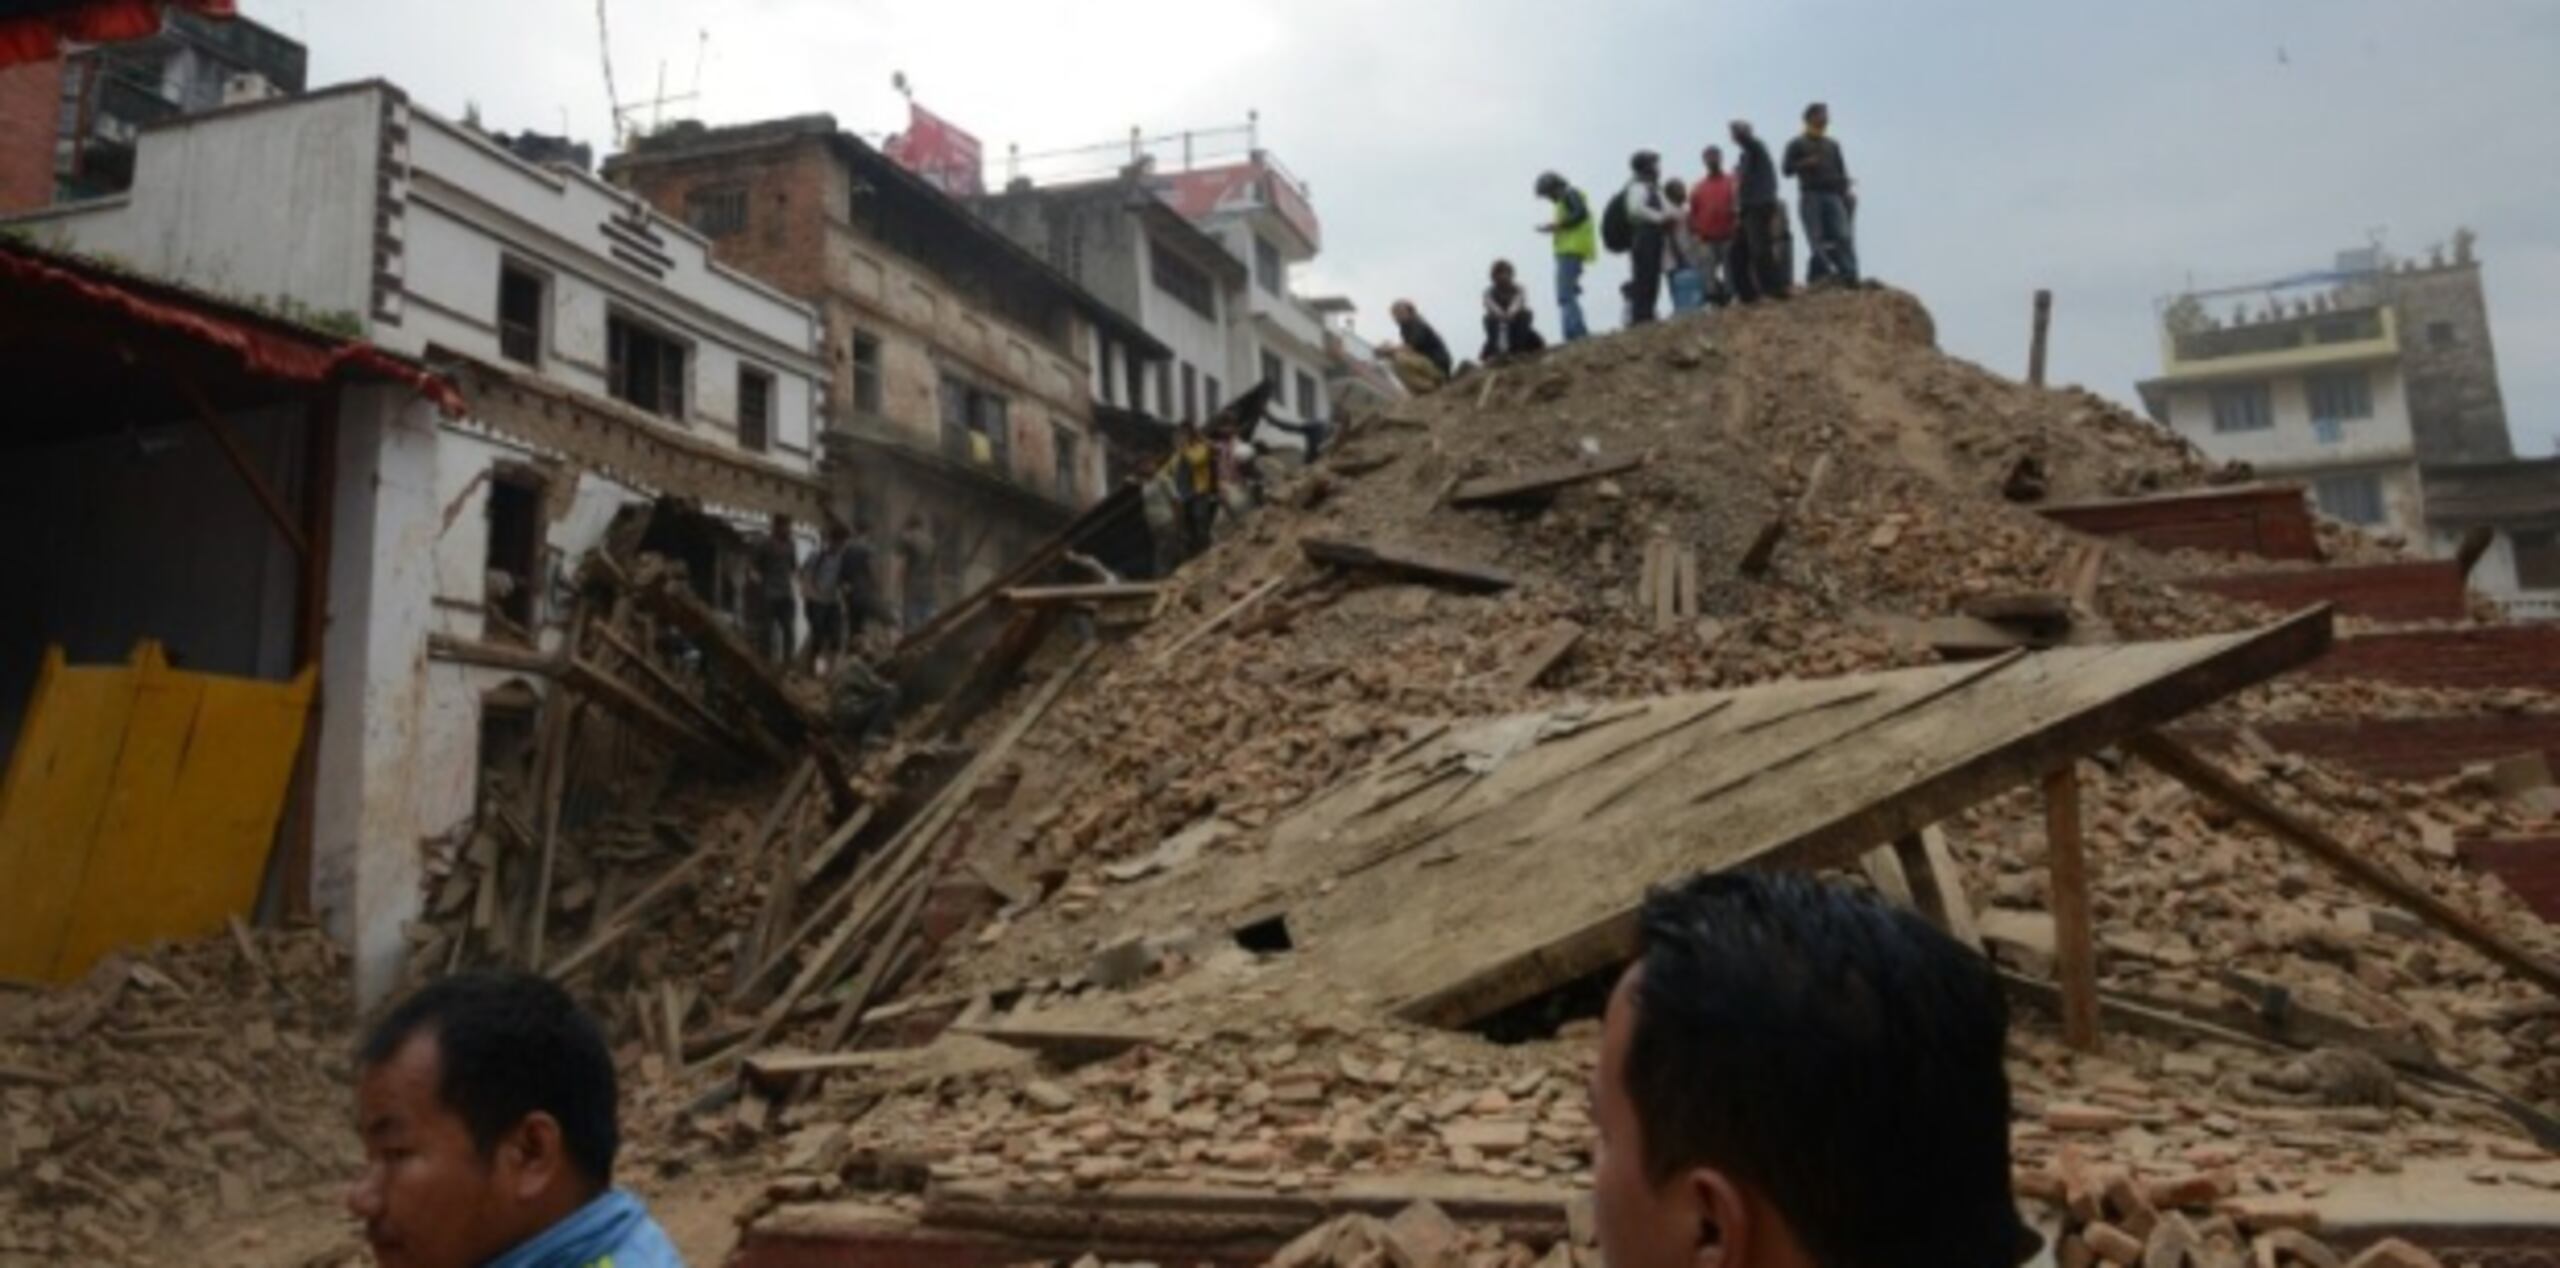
[2303,625,2560,693]
[2039,485,2320,561]
[2187,714,2560,783]
[2180,560,2469,622]
[2381,256,2513,463]
[2458,836,2560,924]
[0,58,57,213]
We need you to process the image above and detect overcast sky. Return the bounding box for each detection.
[267,1,2559,452]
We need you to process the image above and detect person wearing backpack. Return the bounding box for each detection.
[1533,171,1597,342]
[1616,150,1675,325]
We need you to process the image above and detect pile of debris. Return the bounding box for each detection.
[0,924,353,1262]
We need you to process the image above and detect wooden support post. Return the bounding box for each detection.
[174,370,311,558]
[278,388,338,923]
[2028,289,2053,388]
[2041,763,2099,1050]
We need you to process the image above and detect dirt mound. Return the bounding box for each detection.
[991,290,2257,872]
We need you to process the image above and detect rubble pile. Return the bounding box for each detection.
[0,927,355,1262]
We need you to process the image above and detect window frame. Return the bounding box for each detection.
[1254,235,1284,297]
[605,311,689,421]
[2513,529,2560,592]
[2312,472,2387,526]
[850,331,884,417]
[685,182,748,238]
[736,363,774,453]
[1295,369,1322,421]
[496,261,545,368]
[1149,240,1217,320]
[2306,370,2373,423]
[2209,382,2272,433]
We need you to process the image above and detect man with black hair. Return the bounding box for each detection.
[1591,872,2028,1268]
[348,971,682,1268]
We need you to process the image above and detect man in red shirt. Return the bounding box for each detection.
[1688,145,1740,307]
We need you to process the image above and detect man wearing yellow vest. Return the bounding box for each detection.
[1534,171,1596,342]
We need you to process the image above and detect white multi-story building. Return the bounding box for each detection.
[6,80,829,999]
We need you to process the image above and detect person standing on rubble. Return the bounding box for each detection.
[1688,145,1740,306]
[1783,101,1858,287]
[1390,300,1454,383]
[347,972,683,1268]
[1533,171,1597,342]
[799,521,850,671]
[1727,121,1791,303]
[1620,150,1676,325]
[1590,872,2028,1268]
[838,519,885,653]
[1168,419,1220,558]
[895,513,935,634]
[753,513,799,666]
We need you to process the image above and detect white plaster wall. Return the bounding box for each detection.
[9,88,382,322]
[2163,364,2417,472]
[1130,232,1233,417]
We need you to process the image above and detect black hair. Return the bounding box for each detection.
[1627,873,2021,1268]
[359,971,620,1189]
[1805,101,1829,120]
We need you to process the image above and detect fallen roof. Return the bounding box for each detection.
[1073,609,2335,1029]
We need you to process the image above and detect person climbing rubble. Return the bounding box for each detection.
[1480,259,1547,361]
[751,513,799,665]
[1783,101,1858,287]
[1533,170,1597,342]
[1593,872,2028,1268]
[1391,300,1454,383]
[826,651,900,744]
[1167,419,1221,559]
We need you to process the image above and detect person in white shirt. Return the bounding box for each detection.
[1622,150,1675,325]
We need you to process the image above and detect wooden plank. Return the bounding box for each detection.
[1675,547,1700,619]
[736,645,1100,1052]
[799,803,877,884]
[1001,583,1164,606]
[2128,732,2560,998]
[736,760,821,988]
[1299,537,1516,594]
[1153,573,1291,667]
[1380,609,2334,1027]
[1917,827,1982,954]
[1504,622,1585,692]
[560,656,735,760]
[427,633,560,676]
[888,485,1142,673]
[589,622,778,762]
[1961,591,2074,630]
[545,829,708,981]
[1859,843,1916,908]
[525,695,581,970]
[1649,541,1675,629]
[1927,615,2041,660]
[2042,764,2100,1051]
[1736,452,1833,578]
[1447,454,1645,508]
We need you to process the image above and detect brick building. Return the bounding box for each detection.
[607,116,1169,620]
[0,58,55,212]
[2379,231,2514,464]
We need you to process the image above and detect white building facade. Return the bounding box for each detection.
[9,80,828,1000]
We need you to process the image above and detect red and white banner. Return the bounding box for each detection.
[883,102,984,199]
[0,0,235,68]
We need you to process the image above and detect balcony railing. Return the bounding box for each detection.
[2171,307,2386,364]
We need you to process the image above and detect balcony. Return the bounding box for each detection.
[1249,287,1328,357]
[2156,304,2398,384]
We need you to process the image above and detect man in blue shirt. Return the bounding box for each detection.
[348,972,682,1268]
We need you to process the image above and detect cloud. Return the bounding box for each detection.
[277,0,2560,449]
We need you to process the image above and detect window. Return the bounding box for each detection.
[851,332,883,416]
[1295,370,1322,421]
[1206,375,1222,415]
[1180,362,1198,422]
[1150,243,1216,319]
[737,365,773,452]
[1098,344,1118,407]
[497,264,543,367]
[1254,236,1284,297]
[685,183,747,237]
[1054,425,1081,502]
[607,315,687,419]
[2312,472,2386,526]
[1261,350,1283,391]
[483,467,545,642]
[2209,383,2271,433]
[2514,530,2560,592]
[2428,321,2458,350]
[1156,362,1172,419]
[939,374,1010,469]
[2307,371,2372,422]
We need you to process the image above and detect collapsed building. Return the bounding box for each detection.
[5,276,2559,1268]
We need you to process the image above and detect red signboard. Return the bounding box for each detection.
[883,102,985,199]
[1156,158,1321,252]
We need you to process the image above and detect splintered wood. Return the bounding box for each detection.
[1639,538,1702,629]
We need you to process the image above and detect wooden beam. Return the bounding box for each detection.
[560,656,736,760]
[1504,621,1585,692]
[1000,583,1163,606]
[1299,537,1516,594]
[2127,732,2560,998]
[2041,763,2100,1051]
[546,829,710,981]
[526,699,583,970]
[2027,289,2053,387]
[1152,573,1289,666]
[1736,451,1833,578]
[172,369,309,558]
[1447,454,1645,507]
[428,632,561,677]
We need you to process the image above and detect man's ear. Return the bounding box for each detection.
[501,1112,571,1200]
[1683,1167,1754,1268]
